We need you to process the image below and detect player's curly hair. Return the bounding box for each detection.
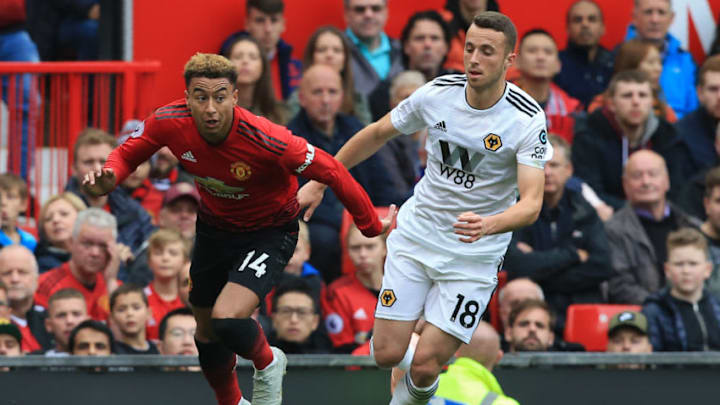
[183,53,238,88]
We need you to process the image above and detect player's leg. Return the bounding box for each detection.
[372,319,417,368]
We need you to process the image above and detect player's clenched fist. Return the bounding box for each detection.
[81,168,117,197]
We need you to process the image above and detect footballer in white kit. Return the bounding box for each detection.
[374,73,553,343]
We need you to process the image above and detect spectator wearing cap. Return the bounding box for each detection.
[0,318,23,356]
[642,228,720,351]
[124,182,200,287]
[606,311,652,354]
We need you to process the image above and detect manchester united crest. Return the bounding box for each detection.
[230,161,252,181]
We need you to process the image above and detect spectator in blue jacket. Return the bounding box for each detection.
[643,228,720,351]
[219,0,301,100]
[624,0,698,118]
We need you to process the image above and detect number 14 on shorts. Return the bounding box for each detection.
[238,250,269,278]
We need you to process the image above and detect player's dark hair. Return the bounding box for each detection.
[68,319,114,353]
[519,28,556,49]
[158,307,193,340]
[246,0,284,14]
[472,11,517,54]
[109,283,148,312]
[271,277,318,314]
[508,299,556,330]
[183,53,238,89]
[400,10,452,68]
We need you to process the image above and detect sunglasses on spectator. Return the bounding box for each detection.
[351,4,384,14]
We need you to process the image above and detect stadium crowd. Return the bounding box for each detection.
[2,0,720,373]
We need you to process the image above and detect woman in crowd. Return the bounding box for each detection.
[34,192,87,273]
[286,26,372,125]
[222,34,287,125]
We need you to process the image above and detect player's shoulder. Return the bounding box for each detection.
[503,83,544,121]
[431,73,467,87]
[151,99,192,121]
[234,106,292,156]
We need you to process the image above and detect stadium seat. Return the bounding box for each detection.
[339,207,396,276]
[487,270,507,332]
[564,304,642,351]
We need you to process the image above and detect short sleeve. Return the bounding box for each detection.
[390,83,430,135]
[516,113,553,169]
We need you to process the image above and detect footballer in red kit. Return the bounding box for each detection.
[82,53,396,405]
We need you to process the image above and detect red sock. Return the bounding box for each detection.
[196,340,243,405]
[248,321,274,370]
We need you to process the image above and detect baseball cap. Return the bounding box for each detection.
[608,311,648,336]
[0,318,22,345]
[163,182,201,207]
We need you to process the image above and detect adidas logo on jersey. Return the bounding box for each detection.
[181,151,197,163]
[433,121,447,132]
[353,308,368,320]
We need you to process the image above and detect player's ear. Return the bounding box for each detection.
[184,90,190,103]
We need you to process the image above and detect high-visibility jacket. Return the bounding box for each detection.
[431,358,520,405]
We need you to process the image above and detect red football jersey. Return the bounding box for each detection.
[35,263,110,321]
[144,284,185,341]
[323,275,377,348]
[105,100,381,234]
[10,316,41,353]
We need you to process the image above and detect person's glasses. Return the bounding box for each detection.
[352,4,384,14]
[275,307,314,318]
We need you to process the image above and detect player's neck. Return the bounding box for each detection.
[152,277,179,301]
[236,84,255,110]
[465,79,506,110]
[518,76,550,104]
[10,297,33,319]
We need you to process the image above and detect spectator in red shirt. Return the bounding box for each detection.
[143,229,188,341]
[325,223,386,353]
[110,284,158,354]
[0,245,52,352]
[35,208,122,321]
[41,289,88,356]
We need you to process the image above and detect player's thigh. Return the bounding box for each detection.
[423,278,497,345]
[413,322,463,372]
[188,221,238,309]
[212,282,261,319]
[372,318,417,360]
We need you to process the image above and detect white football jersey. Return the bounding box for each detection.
[390,74,552,262]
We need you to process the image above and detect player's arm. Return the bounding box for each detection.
[454,164,545,243]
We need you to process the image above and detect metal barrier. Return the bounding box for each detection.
[0,61,161,217]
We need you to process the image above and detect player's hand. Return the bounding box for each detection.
[104,240,122,282]
[297,180,327,221]
[516,242,533,253]
[82,168,116,197]
[453,211,487,243]
[379,204,398,234]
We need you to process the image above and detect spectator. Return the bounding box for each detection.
[433,321,519,405]
[439,0,499,72]
[0,245,52,352]
[503,299,555,352]
[34,192,87,273]
[143,229,188,341]
[325,224,385,353]
[35,208,122,321]
[555,0,614,109]
[0,318,22,357]
[572,70,691,210]
[675,55,720,176]
[69,319,113,355]
[368,10,456,121]
[42,289,88,356]
[109,284,158,354]
[343,0,403,96]
[700,167,720,297]
[497,278,544,332]
[514,29,582,143]
[624,0,698,117]
[0,173,37,251]
[0,0,40,180]
[606,150,701,304]
[219,0,301,100]
[65,128,154,260]
[148,144,193,193]
[643,228,720,351]
[287,26,372,124]
[268,278,332,354]
[588,39,676,122]
[158,307,197,356]
[0,282,10,320]
[288,65,400,281]
[55,1,100,60]
[222,34,287,125]
[125,183,199,287]
[504,135,612,334]
[606,311,653,368]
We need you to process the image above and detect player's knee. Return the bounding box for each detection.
[211,318,259,356]
[373,343,406,368]
[410,352,444,384]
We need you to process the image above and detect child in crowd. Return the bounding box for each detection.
[0,173,37,251]
[144,229,188,340]
[109,283,158,354]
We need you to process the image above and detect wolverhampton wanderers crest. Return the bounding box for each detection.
[380,289,396,307]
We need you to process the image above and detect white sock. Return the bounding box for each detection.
[389,371,439,405]
[396,340,416,371]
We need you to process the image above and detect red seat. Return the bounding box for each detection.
[488,270,507,332]
[564,304,642,351]
[339,207,395,276]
